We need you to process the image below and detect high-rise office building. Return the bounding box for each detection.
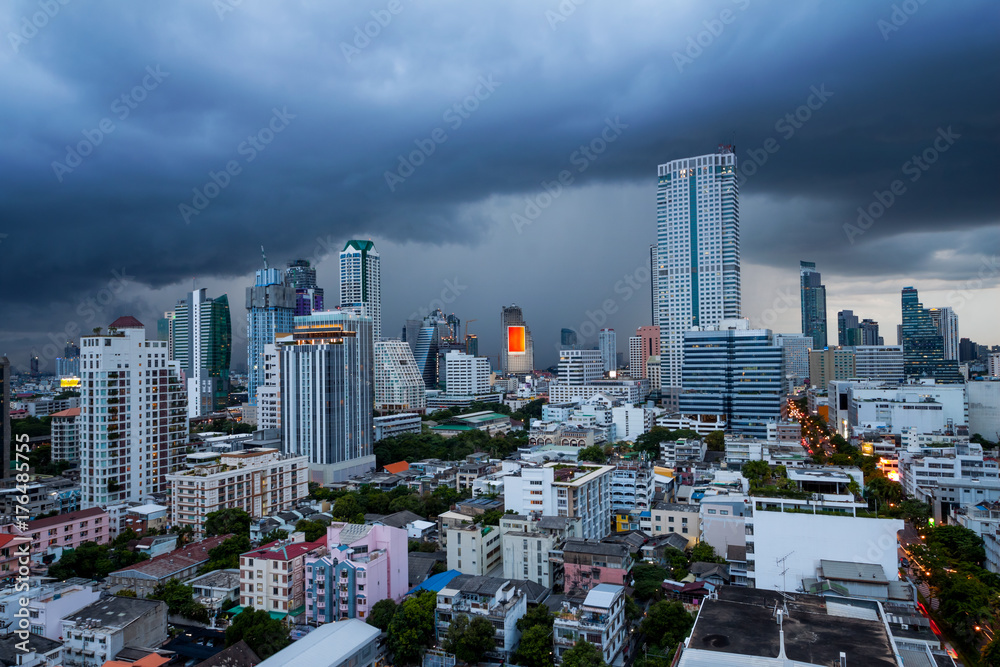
[79,317,188,507]
[859,319,882,346]
[412,309,451,388]
[679,319,783,439]
[501,304,534,374]
[29,355,39,376]
[374,339,426,414]
[561,328,578,349]
[0,357,9,479]
[442,351,492,396]
[901,287,962,383]
[808,348,856,387]
[558,349,604,385]
[465,334,479,357]
[800,261,827,349]
[247,267,296,406]
[928,306,959,361]
[286,259,325,317]
[446,313,461,341]
[960,338,978,363]
[172,288,232,417]
[628,326,660,379]
[837,310,860,347]
[774,333,813,384]
[656,147,740,393]
[340,240,381,341]
[852,345,904,383]
[55,356,80,378]
[279,311,375,483]
[598,329,616,373]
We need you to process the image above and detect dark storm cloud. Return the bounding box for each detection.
[1,0,998,367]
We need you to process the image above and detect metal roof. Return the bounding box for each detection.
[583,583,622,610]
[819,560,889,584]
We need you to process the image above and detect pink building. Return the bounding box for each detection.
[0,533,31,580]
[562,539,633,597]
[635,326,660,378]
[20,507,110,562]
[304,522,408,625]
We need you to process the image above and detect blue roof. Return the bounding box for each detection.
[407,569,462,595]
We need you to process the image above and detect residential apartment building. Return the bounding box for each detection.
[657,148,741,396]
[504,462,614,540]
[610,406,652,442]
[21,507,109,563]
[373,413,422,441]
[374,339,426,414]
[500,513,580,588]
[51,407,80,463]
[78,318,188,508]
[599,329,616,372]
[660,439,706,468]
[442,350,492,395]
[553,584,626,665]
[548,378,646,405]
[304,522,408,624]
[774,333,812,385]
[256,343,281,429]
[447,523,503,576]
[167,448,309,535]
[340,240,381,341]
[649,502,700,547]
[609,462,652,514]
[0,578,100,640]
[435,576,528,661]
[808,348,856,388]
[240,534,327,620]
[562,539,631,596]
[171,288,232,417]
[898,442,998,498]
[60,597,167,667]
[279,310,375,484]
[558,349,604,385]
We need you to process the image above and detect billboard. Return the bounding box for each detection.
[507,325,526,355]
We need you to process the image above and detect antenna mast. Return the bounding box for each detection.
[261,245,268,270]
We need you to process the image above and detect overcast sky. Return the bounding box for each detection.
[1,0,998,373]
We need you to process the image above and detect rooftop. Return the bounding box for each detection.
[51,407,81,418]
[819,560,889,584]
[112,534,232,579]
[583,583,622,610]
[26,506,106,531]
[680,587,898,667]
[0,633,62,665]
[64,596,165,632]
[244,536,326,561]
[256,619,378,667]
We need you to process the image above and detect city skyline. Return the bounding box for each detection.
[1,2,998,370]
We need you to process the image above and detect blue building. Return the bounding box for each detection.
[246,268,296,405]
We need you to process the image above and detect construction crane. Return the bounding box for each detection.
[464,319,477,339]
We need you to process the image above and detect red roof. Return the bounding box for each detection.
[0,534,30,549]
[384,461,409,475]
[109,315,144,329]
[26,507,107,531]
[242,535,326,561]
[51,407,81,418]
[112,534,232,577]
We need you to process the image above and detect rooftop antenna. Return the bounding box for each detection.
[776,550,795,615]
[261,245,268,270]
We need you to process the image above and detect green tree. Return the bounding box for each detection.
[368,599,398,632]
[517,603,555,632]
[332,494,363,521]
[204,508,250,538]
[561,640,606,667]
[260,530,288,545]
[982,636,1000,666]
[640,601,694,655]
[578,445,607,464]
[47,541,149,581]
[689,542,724,564]
[151,579,210,623]
[294,519,327,543]
[443,614,496,664]
[625,595,642,624]
[926,524,987,565]
[705,430,725,452]
[225,608,291,659]
[387,590,436,664]
[741,460,770,485]
[513,624,554,667]
[632,562,670,601]
[115,589,137,597]
[202,535,251,572]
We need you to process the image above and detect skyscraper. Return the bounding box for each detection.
[501,304,534,374]
[901,287,962,383]
[859,319,882,346]
[650,243,659,326]
[773,333,813,384]
[679,319,783,439]
[837,310,859,347]
[157,311,176,359]
[172,288,232,417]
[928,306,959,361]
[79,317,188,507]
[598,328,616,372]
[340,240,381,340]
[247,267,296,405]
[279,310,375,483]
[464,334,479,357]
[561,328,578,348]
[656,147,740,394]
[800,261,827,349]
[374,339,426,414]
[286,259,325,316]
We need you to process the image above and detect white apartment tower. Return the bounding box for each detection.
[79,317,188,508]
[256,342,281,430]
[558,349,604,385]
[656,146,740,393]
[443,350,492,396]
[374,339,427,413]
[340,240,382,341]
